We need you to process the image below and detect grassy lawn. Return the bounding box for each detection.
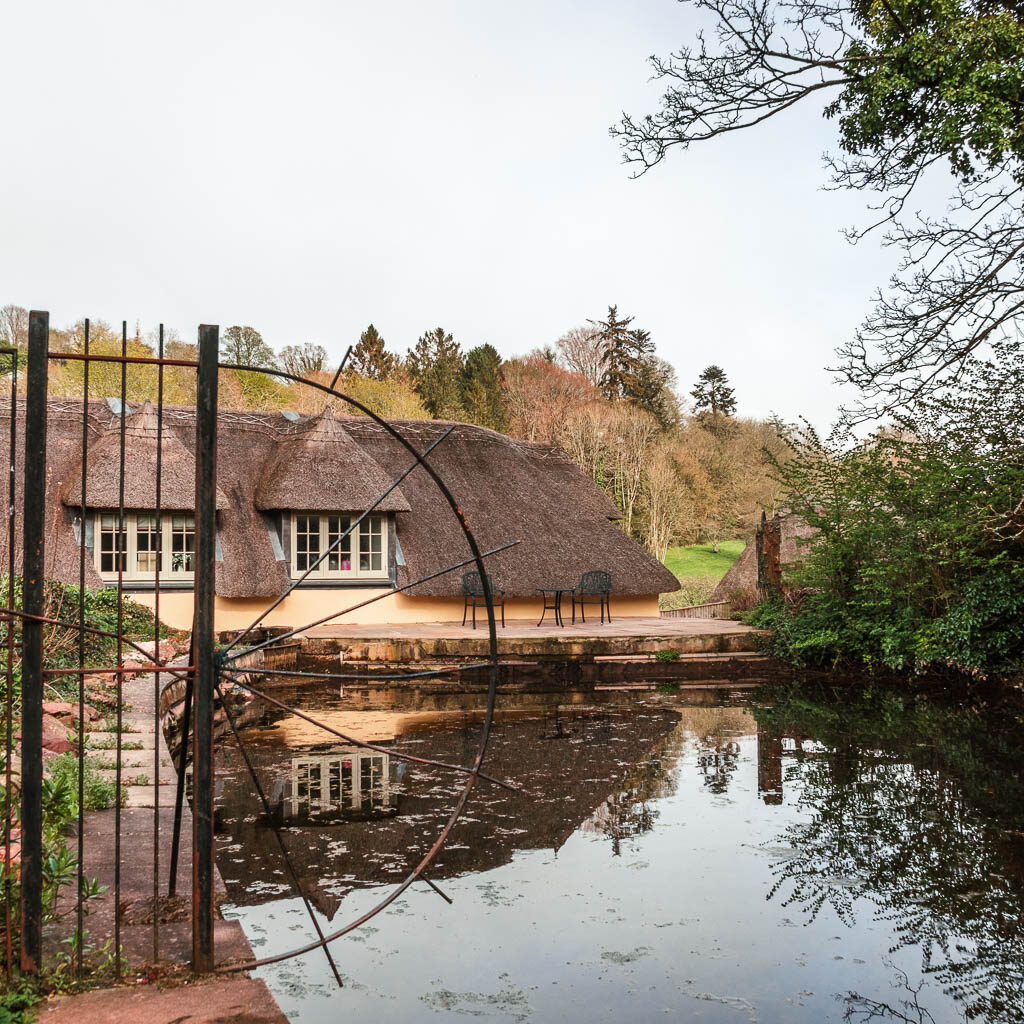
[665,539,746,580]
[662,540,746,608]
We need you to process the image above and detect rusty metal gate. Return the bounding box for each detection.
[3,310,506,985]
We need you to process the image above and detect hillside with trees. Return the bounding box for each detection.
[2,303,785,565]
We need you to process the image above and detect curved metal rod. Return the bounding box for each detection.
[222,670,519,793]
[38,352,506,974]
[206,366,504,973]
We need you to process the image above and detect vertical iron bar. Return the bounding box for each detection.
[152,325,164,964]
[76,319,89,977]
[4,346,19,979]
[19,310,48,973]
[192,325,218,972]
[167,669,191,897]
[114,320,127,980]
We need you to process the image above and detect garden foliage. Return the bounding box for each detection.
[750,340,1024,681]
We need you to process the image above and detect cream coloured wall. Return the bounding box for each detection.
[130,589,661,633]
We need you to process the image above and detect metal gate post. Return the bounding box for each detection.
[192,325,218,972]
[20,311,49,972]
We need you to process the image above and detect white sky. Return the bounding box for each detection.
[1,0,899,427]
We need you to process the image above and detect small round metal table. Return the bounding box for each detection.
[537,587,574,627]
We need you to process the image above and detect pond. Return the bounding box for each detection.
[215,683,1024,1023]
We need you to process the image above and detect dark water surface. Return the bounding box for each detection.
[216,685,1024,1023]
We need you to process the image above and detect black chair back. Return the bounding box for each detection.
[462,571,494,597]
[579,570,611,594]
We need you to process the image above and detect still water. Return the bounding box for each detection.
[215,685,1024,1023]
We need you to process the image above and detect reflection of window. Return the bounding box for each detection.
[288,750,391,817]
[290,514,387,579]
[95,512,195,581]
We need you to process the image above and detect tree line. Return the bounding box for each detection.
[0,302,784,564]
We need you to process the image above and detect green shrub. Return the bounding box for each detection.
[46,754,119,814]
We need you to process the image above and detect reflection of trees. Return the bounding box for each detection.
[758,698,1024,1023]
[583,727,687,855]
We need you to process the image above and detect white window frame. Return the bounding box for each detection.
[94,511,196,582]
[289,512,388,580]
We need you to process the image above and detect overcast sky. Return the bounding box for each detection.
[1,0,899,426]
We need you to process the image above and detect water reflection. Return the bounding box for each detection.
[281,750,396,823]
[215,686,1024,1023]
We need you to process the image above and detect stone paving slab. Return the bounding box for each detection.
[305,614,754,641]
[41,975,288,1024]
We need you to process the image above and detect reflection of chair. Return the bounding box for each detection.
[573,570,612,624]
[461,571,505,629]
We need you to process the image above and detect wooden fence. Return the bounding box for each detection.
[660,600,731,620]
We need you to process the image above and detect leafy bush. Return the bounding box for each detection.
[757,340,1024,682]
[47,754,119,814]
[0,982,37,1024]
[0,756,107,977]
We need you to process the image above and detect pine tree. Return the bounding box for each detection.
[691,365,737,417]
[630,355,679,429]
[590,305,636,400]
[459,344,508,431]
[406,327,465,419]
[350,324,395,380]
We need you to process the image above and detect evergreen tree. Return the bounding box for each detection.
[406,327,465,419]
[350,324,395,380]
[459,344,508,431]
[590,305,636,400]
[630,355,679,429]
[691,365,737,417]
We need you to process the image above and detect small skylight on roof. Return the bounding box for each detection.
[281,410,300,422]
[105,397,129,415]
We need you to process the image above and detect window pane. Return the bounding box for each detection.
[295,514,320,573]
[359,517,383,572]
[136,515,158,574]
[326,515,352,572]
[99,515,126,574]
[170,513,195,573]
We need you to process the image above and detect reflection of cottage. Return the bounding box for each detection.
[0,398,680,630]
[284,748,397,822]
[215,705,683,911]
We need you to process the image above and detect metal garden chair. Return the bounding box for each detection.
[573,570,612,624]
[461,571,505,629]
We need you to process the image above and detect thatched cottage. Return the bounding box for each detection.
[1,398,679,631]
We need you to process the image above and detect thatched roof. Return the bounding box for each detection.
[255,406,410,513]
[64,400,229,511]
[0,397,680,601]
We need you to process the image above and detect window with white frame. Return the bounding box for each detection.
[290,513,387,580]
[95,512,196,581]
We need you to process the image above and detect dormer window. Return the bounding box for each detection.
[290,513,387,580]
[95,512,196,581]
